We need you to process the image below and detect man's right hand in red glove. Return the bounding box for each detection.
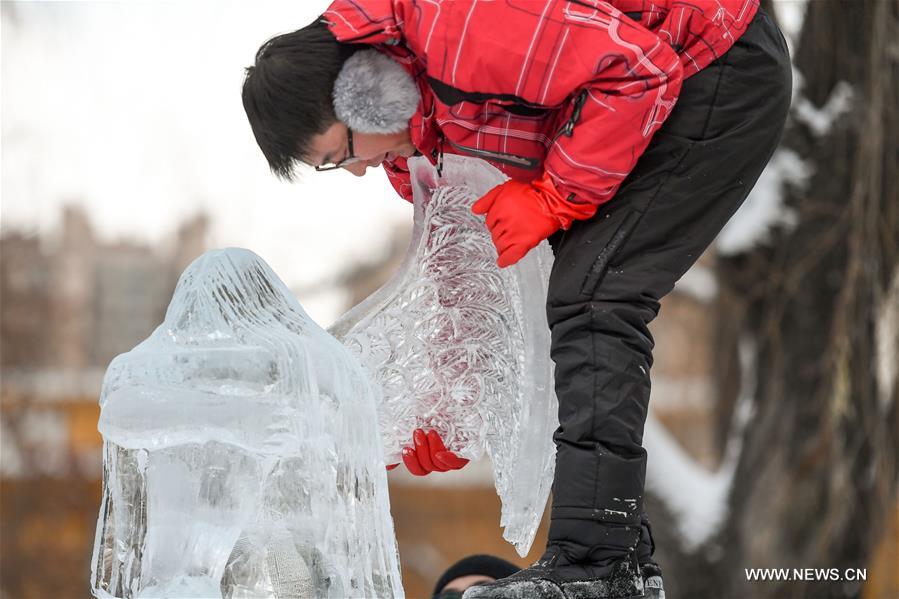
[471,171,598,268]
[385,428,469,476]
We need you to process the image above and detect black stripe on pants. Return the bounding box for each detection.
[544,9,792,561]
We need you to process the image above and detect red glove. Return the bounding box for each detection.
[386,429,470,476]
[471,172,598,268]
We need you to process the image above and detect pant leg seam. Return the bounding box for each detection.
[698,51,731,139]
[590,305,600,508]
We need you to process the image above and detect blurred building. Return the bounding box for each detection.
[649,252,722,468]
[1,206,209,374]
[0,206,208,598]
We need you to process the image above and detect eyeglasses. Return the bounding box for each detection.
[315,127,358,171]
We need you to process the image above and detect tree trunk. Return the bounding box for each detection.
[652,1,899,597]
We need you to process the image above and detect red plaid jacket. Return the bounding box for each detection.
[324,0,758,206]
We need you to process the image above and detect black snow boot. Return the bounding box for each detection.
[641,562,665,599]
[461,544,644,599]
[637,514,664,598]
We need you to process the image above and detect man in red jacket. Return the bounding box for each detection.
[242,1,791,596]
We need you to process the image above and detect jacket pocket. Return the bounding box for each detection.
[444,138,540,170]
[579,208,643,297]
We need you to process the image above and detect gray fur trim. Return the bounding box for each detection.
[332,49,420,134]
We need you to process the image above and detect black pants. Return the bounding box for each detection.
[545,9,792,562]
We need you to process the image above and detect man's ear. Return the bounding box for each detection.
[332,49,420,134]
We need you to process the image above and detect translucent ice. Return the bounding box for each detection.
[330,155,558,556]
[91,249,403,598]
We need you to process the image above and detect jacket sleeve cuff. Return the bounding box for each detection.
[533,171,598,230]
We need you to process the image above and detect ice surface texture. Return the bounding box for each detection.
[91,249,403,598]
[330,155,558,556]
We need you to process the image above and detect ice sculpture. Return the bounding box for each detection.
[91,249,403,599]
[329,155,558,556]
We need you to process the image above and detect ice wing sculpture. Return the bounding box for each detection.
[329,154,559,556]
[91,249,403,599]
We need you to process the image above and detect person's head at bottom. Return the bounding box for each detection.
[433,554,520,599]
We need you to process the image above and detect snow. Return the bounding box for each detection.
[772,0,809,54]
[644,413,734,551]
[793,82,854,137]
[876,266,899,409]
[716,149,808,255]
[0,420,26,477]
[674,262,718,303]
[644,335,758,551]
[649,375,715,410]
[0,410,70,477]
[731,336,759,432]
[719,3,852,258]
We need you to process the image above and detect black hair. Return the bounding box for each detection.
[241,18,359,181]
[432,554,520,598]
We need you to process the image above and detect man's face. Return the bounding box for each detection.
[309,121,416,177]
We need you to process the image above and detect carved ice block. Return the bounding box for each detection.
[91,249,403,599]
[329,155,559,556]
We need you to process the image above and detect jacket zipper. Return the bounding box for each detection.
[553,89,588,142]
[444,138,540,170]
[432,131,446,177]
